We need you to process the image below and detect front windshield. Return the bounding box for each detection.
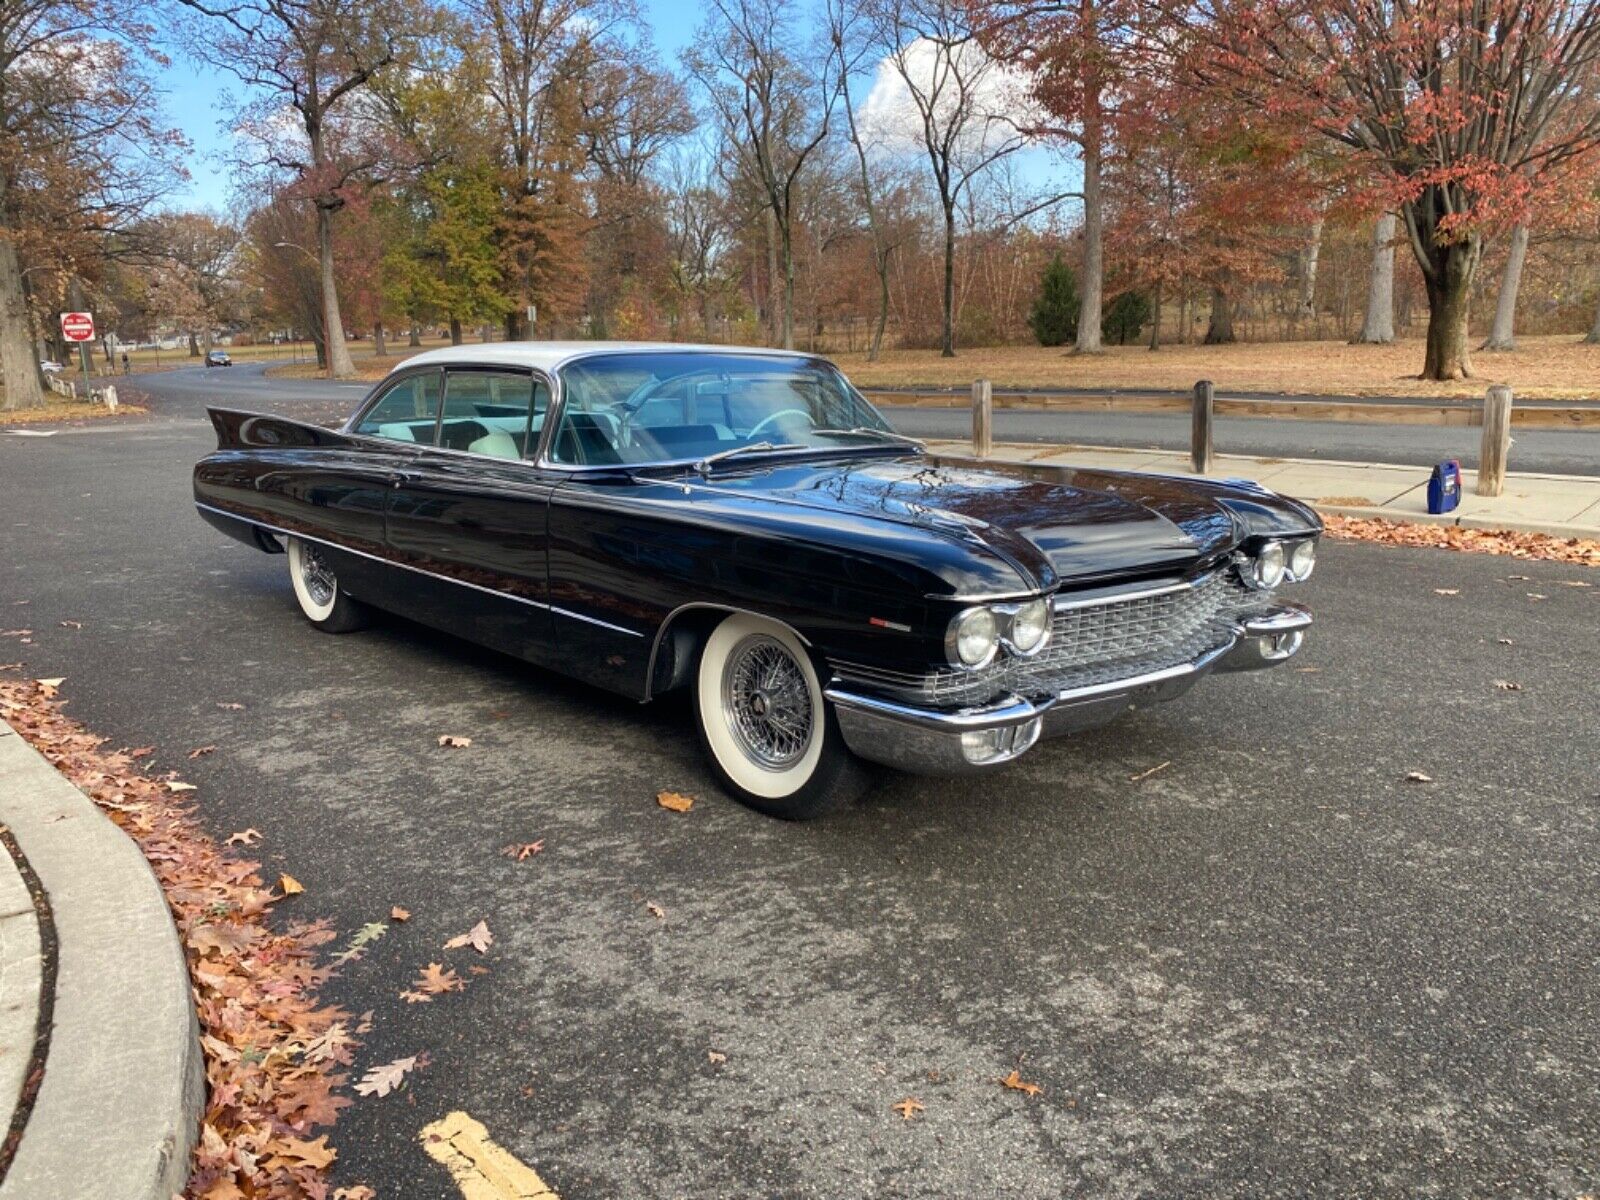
[549,352,898,466]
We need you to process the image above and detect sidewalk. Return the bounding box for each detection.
[926,439,1600,539]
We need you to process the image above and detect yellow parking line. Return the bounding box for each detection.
[419,1110,561,1200]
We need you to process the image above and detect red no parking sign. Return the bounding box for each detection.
[60,312,95,342]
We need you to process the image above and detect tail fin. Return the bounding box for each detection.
[207,407,357,451]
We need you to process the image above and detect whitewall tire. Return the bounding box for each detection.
[286,536,369,633]
[692,612,865,819]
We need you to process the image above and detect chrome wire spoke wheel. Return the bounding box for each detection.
[721,634,815,769]
[298,543,336,608]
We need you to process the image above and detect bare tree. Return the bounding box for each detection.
[871,0,1036,356]
[1353,212,1397,345]
[828,0,906,361]
[687,0,840,350]
[177,0,409,378]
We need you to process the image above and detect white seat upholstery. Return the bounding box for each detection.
[376,422,417,441]
[468,429,520,460]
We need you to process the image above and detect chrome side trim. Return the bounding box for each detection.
[1052,575,1197,611]
[194,501,644,638]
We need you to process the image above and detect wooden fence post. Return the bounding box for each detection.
[1478,384,1512,497]
[1191,380,1214,474]
[972,378,993,458]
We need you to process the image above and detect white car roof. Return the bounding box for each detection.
[389,341,819,377]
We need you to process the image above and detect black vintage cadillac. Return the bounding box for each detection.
[194,343,1320,818]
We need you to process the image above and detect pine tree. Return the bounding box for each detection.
[1102,291,1151,345]
[1029,254,1080,346]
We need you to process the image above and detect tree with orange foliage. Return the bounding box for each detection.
[1158,0,1600,380]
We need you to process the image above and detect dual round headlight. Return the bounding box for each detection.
[1243,538,1317,589]
[947,597,1051,668]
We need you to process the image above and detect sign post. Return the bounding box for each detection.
[60,312,95,402]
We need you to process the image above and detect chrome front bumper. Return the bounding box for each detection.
[825,604,1312,775]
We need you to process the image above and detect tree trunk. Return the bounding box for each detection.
[1481,222,1528,352]
[449,317,462,346]
[1420,244,1479,380]
[940,200,956,358]
[1354,213,1396,344]
[189,331,201,357]
[409,323,422,348]
[1298,215,1324,325]
[373,321,387,358]
[1204,287,1235,344]
[780,225,795,352]
[1586,287,1600,345]
[0,232,44,410]
[764,208,779,347]
[1075,119,1104,355]
[315,201,356,379]
[1148,278,1162,351]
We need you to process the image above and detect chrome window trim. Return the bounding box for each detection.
[194,501,644,638]
[344,365,444,440]
[343,363,558,466]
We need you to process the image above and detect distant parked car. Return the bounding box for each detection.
[40,360,63,375]
[205,350,232,367]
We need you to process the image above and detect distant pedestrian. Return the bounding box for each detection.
[121,351,130,375]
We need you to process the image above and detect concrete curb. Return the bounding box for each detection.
[0,720,202,1200]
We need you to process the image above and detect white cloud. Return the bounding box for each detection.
[856,37,1041,160]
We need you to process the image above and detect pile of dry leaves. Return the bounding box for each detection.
[1323,514,1600,567]
[0,678,364,1199]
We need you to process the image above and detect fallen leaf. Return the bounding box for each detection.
[416,962,464,995]
[129,746,154,758]
[216,701,246,710]
[1507,574,1531,580]
[391,906,411,922]
[1493,680,1523,691]
[188,744,216,759]
[1404,770,1434,784]
[999,1069,1043,1097]
[263,1133,338,1171]
[331,922,388,966]
[279,873,305,895]
[891,1097,925,1120]
[707,1050,727,1065]
[354,1054,424,1098]
[501,840,544,860]
[0,663,22,671]
[1497,637,1514,645]
[400,989,431,1004]
[35,677,64,698]
[1559,580,1592,588]
[0,630,32,638]
[646,901,668,920]
[166,780,197,794]
[443,919,493,954]
[1128,760,1171,783]
[1294,665,1322,673]
[437,734,472,748]
[59,619,82,629]
[1527,593,1547,600]
[1433,588,1459,596]
[225,828,262,847]
[334,1187,378,1200]
[656,791,694,812]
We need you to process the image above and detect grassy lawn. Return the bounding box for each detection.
[0,396,146,424]
[834,335,1600,401]
[257,332,1600,402]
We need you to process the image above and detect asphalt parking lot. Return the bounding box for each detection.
[2,374,1597,1197]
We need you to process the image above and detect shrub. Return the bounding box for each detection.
[1029,254,1080,346]
[1102,290,1152,345]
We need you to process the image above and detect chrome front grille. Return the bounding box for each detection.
[835,569,1261,708]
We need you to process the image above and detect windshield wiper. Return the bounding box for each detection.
[693,441,804,475]
[813,426,924,446]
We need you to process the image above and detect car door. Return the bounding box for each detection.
[382,366,561,665]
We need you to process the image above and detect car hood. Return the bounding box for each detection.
[693,453,1315,592]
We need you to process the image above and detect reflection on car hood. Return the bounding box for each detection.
[694,453,1274,589]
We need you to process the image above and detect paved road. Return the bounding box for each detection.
[2,411,1597,1197]
[115,361,1600,476]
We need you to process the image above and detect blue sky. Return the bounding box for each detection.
[156,0,1076,219]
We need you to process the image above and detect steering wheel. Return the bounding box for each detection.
[749,408,814,439]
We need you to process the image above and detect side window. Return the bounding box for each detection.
[354,371,442,443]
[438,371,548,460]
